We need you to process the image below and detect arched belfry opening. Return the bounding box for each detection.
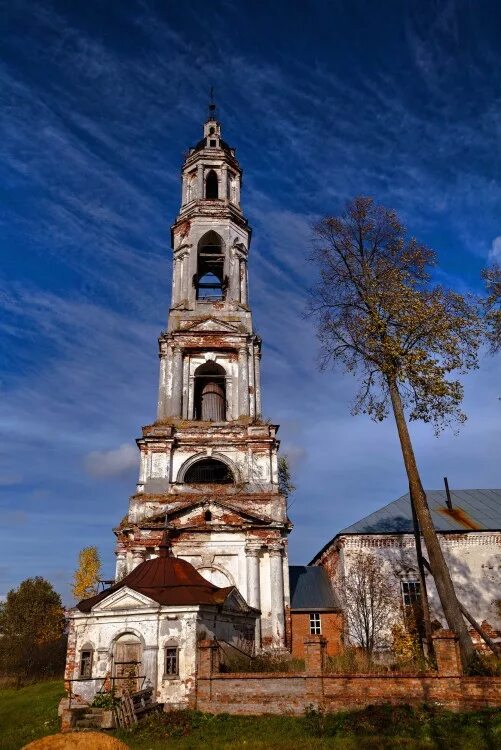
[184,458,234,484]
[194,361,226,421]
[205,169,218,199]
[196,231,226,300]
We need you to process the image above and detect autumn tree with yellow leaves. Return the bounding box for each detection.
[72,545,102,600]
[308,197,482,671]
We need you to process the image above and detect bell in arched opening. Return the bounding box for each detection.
[194,361,226,421]
[201,380,225,421]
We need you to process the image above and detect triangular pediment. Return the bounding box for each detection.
[184,317,240,333]
[92,586,159,612]
[145,499,272,527]
[223,587,259,614]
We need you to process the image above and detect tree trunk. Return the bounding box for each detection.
[387,378,475,671]
[409,492,435,660]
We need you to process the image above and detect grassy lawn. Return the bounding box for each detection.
[0,680,64,750]
[0,681,499,750]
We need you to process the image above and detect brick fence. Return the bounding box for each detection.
[196,632,501,715]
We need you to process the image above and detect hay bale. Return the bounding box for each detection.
[22,732,130,750]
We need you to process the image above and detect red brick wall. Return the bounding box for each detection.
[291,612,343,658]
[196,674,501,715]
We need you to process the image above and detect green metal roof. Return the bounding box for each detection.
[289,565,342,611]
[310,489,501,564]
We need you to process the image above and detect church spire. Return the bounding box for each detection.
[206,86,218,122]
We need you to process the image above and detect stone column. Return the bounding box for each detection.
[238,346,249,417]
[248,343,255,419]
[197,166,204,200]
[240,259,248,305]
[115,551,127,581]
[171,346,183,417]
[221,164,228,199]
[157,352,168,419]
[254,348,262,417]
[138,447,147,484]
[229,248,240,302]
[269,543,285,647]
[246,544,262,650]
[131,549,145,570]
[181,174,187,205]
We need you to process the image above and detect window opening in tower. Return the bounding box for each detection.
[205,169,219,199]
[184,458,234,484]
[195,231,226,301]
[194,361,226,421]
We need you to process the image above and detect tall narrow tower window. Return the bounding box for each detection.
[196,231,225,300]
[194,361,226,421]
[205,169,219,199]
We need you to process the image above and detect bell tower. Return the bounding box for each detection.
[114,104,291,649]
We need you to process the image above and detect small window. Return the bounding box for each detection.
[79,649,93,678]
[309,613,321,635]
[401,580,421,607]
[210,139,217,147]
[204,509,212,522]
[165,646,178,676]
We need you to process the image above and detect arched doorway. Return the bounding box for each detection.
[194,361,226,420]
[113,633,142,695]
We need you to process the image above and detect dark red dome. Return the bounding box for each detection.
[77,554,232,612]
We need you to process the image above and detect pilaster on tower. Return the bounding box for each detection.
[116,107,291,650]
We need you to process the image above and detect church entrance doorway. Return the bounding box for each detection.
[112,633,142,695]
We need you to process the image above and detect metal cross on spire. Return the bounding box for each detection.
[207,86,218,120]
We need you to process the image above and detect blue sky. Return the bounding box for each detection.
[1,0,500,603]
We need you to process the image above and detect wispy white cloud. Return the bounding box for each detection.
[489,236,501,264]
[85,443,138,478]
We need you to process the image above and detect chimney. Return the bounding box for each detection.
[443,477,453,511]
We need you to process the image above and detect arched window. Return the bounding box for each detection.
[196,231,225,301]
[185,458,234,484]
[205,169,219,199]
[194,361,226,421]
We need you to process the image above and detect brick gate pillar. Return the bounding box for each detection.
[198,639,219,678]
[432,630,462,676]
[304,635,327,673]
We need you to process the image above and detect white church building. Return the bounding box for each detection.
[64,103,292,710]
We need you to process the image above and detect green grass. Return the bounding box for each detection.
[114,705,501,750]
[0,681,499,750]
[0,679,64,750]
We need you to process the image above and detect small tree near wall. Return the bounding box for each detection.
[343,552,398,658]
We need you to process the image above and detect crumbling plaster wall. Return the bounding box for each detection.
[325,532,501,636]
[67,600,257,708]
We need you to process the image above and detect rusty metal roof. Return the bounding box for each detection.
[310,489,501,563]
[77,547,233,612]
